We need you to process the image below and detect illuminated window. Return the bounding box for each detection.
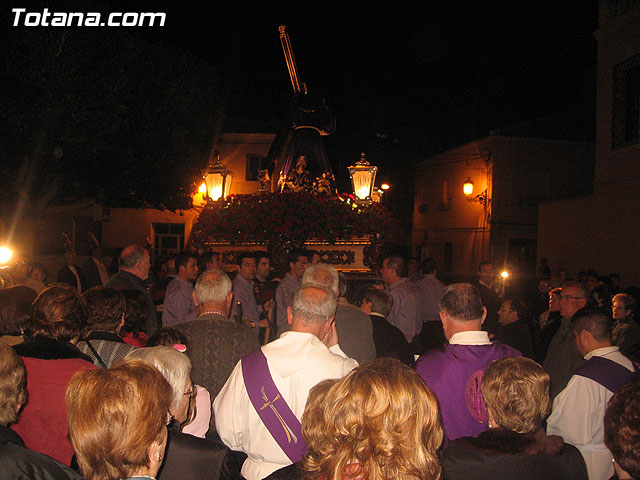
[246,154,267,181]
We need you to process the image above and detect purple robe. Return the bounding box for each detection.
[415,342,521,445]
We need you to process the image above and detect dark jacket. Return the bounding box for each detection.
[81,257,104,289]
[158,422,242,480]
[56,265,87,293]
[106,270,158,335]
[443,427,588,480]
[369,313,413,366]
[0,426,83,480]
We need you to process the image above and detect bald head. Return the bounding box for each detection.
[119,245,150,280]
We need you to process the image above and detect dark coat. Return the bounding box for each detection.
[106,270,158,335]
[369,314,413,366]
[81,257,104,289]
[158,422,242,480]
[0,426,83,480]
[443,427,588,480]
[56,265,87,293]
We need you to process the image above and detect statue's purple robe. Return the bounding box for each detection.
[415,342,521,445]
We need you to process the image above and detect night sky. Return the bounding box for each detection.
[138,1,599,184]
[3,1,599,198]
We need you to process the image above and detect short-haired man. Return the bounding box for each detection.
[214,284,357,480]
[543,281,589,399]
[0,342,83,479]
[162,251,198,327]
[547,310,639,480]
[174,269,259,432]
[106,245,157,336]
[495,297,534,358]
[230,252,264,335]
[198,251,221,273]
[380,255,423,345]
[77,287,138,367]
[415,283,521,445]
[254,251,278,342]
[275,248,309,333]
[413,257,446,351]
[360,287,412,365]
[302,264,375,364]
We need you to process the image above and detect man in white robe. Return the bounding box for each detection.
[213,284,357,480]
[547,310,638,480]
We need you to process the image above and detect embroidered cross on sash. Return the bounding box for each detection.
[242,349,307,462]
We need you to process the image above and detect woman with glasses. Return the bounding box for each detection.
[66,360,172,480]
[125,346,241,480]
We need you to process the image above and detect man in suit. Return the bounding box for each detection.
[105,245,158,336]
[360,287,412,365]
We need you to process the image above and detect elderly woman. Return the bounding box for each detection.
[12,284,97,465]
[66,360,172,480]
[443,356,588,480]
[267,357,443,480]
[604,382,640,480]
[125,346,240,479]
[611,293,640,359]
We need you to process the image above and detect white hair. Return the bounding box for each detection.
[302,263,339,295]
[125,346,191,408]
[194,269,232,304]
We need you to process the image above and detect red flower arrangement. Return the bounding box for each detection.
[190,191,402,250]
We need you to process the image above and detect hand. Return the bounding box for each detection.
[322,320,339,348]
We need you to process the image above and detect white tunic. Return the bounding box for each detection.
[547,346,634,480]
[213,331,358,480]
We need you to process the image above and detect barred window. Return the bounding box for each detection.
[612,53,640,149]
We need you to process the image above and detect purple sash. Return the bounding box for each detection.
[242,348,307,462]
[575,356,639,393]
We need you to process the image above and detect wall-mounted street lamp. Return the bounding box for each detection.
[204,154,232,201]
[348,152,377,204]
[463,177,489,206]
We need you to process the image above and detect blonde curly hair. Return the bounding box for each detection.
[302,358,443,480]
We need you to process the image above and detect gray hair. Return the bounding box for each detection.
[119,245,147,269]
[293,285,337,326]
[438,283,484,321]
[125,346,191,409]
[302,264,339,295]
[194,269,232,304]
[363,288,394,317]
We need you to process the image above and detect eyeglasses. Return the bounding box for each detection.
[183,385,197,400]
[559,295,586,301]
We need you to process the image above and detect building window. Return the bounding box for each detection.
[246,154,267,181]
[153,223,184,265]
[612,54,640,149]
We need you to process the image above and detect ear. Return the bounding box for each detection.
[287,306,293,325]
[147,437,165,465]
[360,300,372,314]
[439,311,447,326]
[192,290,198,306]
[481,306,487,325]
[118,313,125,330]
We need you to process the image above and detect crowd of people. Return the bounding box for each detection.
[0,245,639,480]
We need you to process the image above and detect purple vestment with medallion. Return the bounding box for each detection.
[415,342,521,445]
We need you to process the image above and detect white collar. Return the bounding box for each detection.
[449,330,492,345]
[584,345,619,360]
